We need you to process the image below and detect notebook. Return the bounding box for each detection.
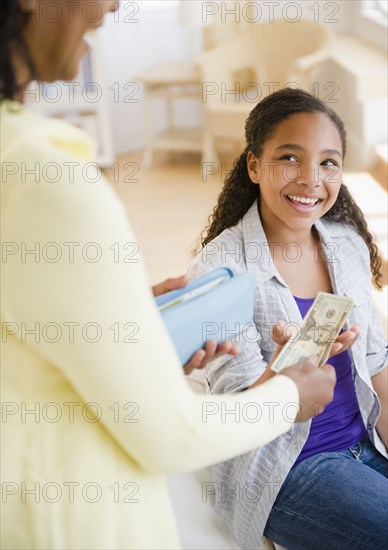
[155,267,256,365]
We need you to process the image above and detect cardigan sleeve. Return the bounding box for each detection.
[1,134,299,475]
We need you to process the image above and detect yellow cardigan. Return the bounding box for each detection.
[0,101,298,550]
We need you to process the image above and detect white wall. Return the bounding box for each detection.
[98,3,203,155]
[354,0,388,50]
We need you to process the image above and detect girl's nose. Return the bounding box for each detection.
[297,164,321,188]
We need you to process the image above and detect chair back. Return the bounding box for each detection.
[196,20,334,106]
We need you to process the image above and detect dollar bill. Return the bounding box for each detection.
[270,292,354,373]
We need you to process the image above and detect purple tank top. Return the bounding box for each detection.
[293,296,367,463]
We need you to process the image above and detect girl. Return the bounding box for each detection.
[189,88,388,550]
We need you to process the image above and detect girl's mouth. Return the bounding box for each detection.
[286,194,323,209]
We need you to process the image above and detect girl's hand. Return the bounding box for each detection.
[151,275,240,375]
[269,320,291,365]
[251,321,361,388]
[252,321,290,386]
[260,321,289,382]
[329,325,360,356]
[270,322,360,361]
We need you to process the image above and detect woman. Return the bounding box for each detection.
[1,3,338,549]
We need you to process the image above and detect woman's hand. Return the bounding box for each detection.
[152,275,189,297]
[250,320,337,420]
[151,274,240,375]
[183,340,239,375]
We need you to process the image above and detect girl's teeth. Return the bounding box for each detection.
[287,195,319,205]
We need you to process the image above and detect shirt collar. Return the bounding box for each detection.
[241,200,351,292]
[241,200,286,286]
[313,217,354,294]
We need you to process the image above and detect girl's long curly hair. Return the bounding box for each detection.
[0,1,34,101]
[199,88,382,289]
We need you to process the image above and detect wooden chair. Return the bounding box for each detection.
[195,20,334,163]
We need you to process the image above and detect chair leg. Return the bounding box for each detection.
[142,147,154,168]
[202,132,219,166]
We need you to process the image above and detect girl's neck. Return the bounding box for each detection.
[260,211,319,249]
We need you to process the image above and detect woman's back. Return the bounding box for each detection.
[1,101,182,549]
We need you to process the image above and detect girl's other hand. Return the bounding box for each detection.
[329,325,360,356]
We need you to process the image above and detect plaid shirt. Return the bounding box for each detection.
[188,200,388,550]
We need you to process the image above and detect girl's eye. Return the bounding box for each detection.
[281,155,298,162]
[322,159,338,167]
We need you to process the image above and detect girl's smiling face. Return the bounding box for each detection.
[247,111,343,236]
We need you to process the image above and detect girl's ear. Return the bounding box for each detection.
[247,151,261,184]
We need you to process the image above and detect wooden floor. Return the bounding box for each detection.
[105,152,229,284]
[104,151,387,328]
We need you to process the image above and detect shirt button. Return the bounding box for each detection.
[273,476,281,482]
[293,443,299,450]
[258,509,265,517]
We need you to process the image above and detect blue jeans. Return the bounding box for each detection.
[264,437,388,550]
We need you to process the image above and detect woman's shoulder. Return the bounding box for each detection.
[1,102,127,239]
[0,100,94,162]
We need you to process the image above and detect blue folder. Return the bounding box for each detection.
[155,267,256,365]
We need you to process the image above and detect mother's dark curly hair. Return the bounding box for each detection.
[0,1,35,100]
[198,88,382,289]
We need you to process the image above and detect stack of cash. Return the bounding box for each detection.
[271,292,354,373]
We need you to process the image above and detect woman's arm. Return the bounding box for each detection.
[372,366,388,450]
[2,147,300,475]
